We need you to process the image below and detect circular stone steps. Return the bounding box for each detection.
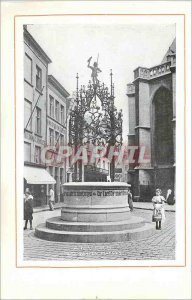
[46,216,145,232]
[35,222,155,243]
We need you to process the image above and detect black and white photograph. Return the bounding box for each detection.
[22,21,177,261]
[1,1,191,299]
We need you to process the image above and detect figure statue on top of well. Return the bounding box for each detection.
[87,55,102,85]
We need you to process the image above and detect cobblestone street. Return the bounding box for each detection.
[23,208,175,261]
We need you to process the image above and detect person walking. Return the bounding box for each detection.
[49,187,55,211]
[24,191,33,230]
[152,188,166,230]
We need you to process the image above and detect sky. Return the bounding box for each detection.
[27,23,175,140]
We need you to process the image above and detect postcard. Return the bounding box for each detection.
[1,1,191,299]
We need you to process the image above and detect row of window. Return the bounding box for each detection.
[49,128,65,146]
[49,95,65,125]
[25,53,66,127]
[24,99,41,135]
[24,142,67,164]
[24,133,66,164]
[24,142,41,163]
[24,53,42,91]
[24,97,66,135]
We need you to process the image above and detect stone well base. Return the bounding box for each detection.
[35,182,155,243]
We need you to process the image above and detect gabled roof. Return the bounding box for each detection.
[24,26,52,64]
[161,38,176,63]
[48,75,70,98]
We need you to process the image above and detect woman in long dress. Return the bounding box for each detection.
[24,191,34,230]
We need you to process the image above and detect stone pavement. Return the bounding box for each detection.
[24,208,175,261]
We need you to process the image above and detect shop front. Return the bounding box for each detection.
[24,165,56,207]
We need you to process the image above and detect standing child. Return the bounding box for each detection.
[152,188,166,230]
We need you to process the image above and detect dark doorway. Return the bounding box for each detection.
[153,87,173,165]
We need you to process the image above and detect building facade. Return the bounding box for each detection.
[127,39,176,201]
[47,75,70,203]
[24,27,56,207]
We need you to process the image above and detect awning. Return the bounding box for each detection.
[24,166,56,184]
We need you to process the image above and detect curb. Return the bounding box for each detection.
[33,206,63,214]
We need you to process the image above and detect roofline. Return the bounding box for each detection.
[161,37,176,63]
[133,66,147,72]
[24,27,52,64]
[48,75,70,98]
[133,37,176,72]
[133,60,173,72]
